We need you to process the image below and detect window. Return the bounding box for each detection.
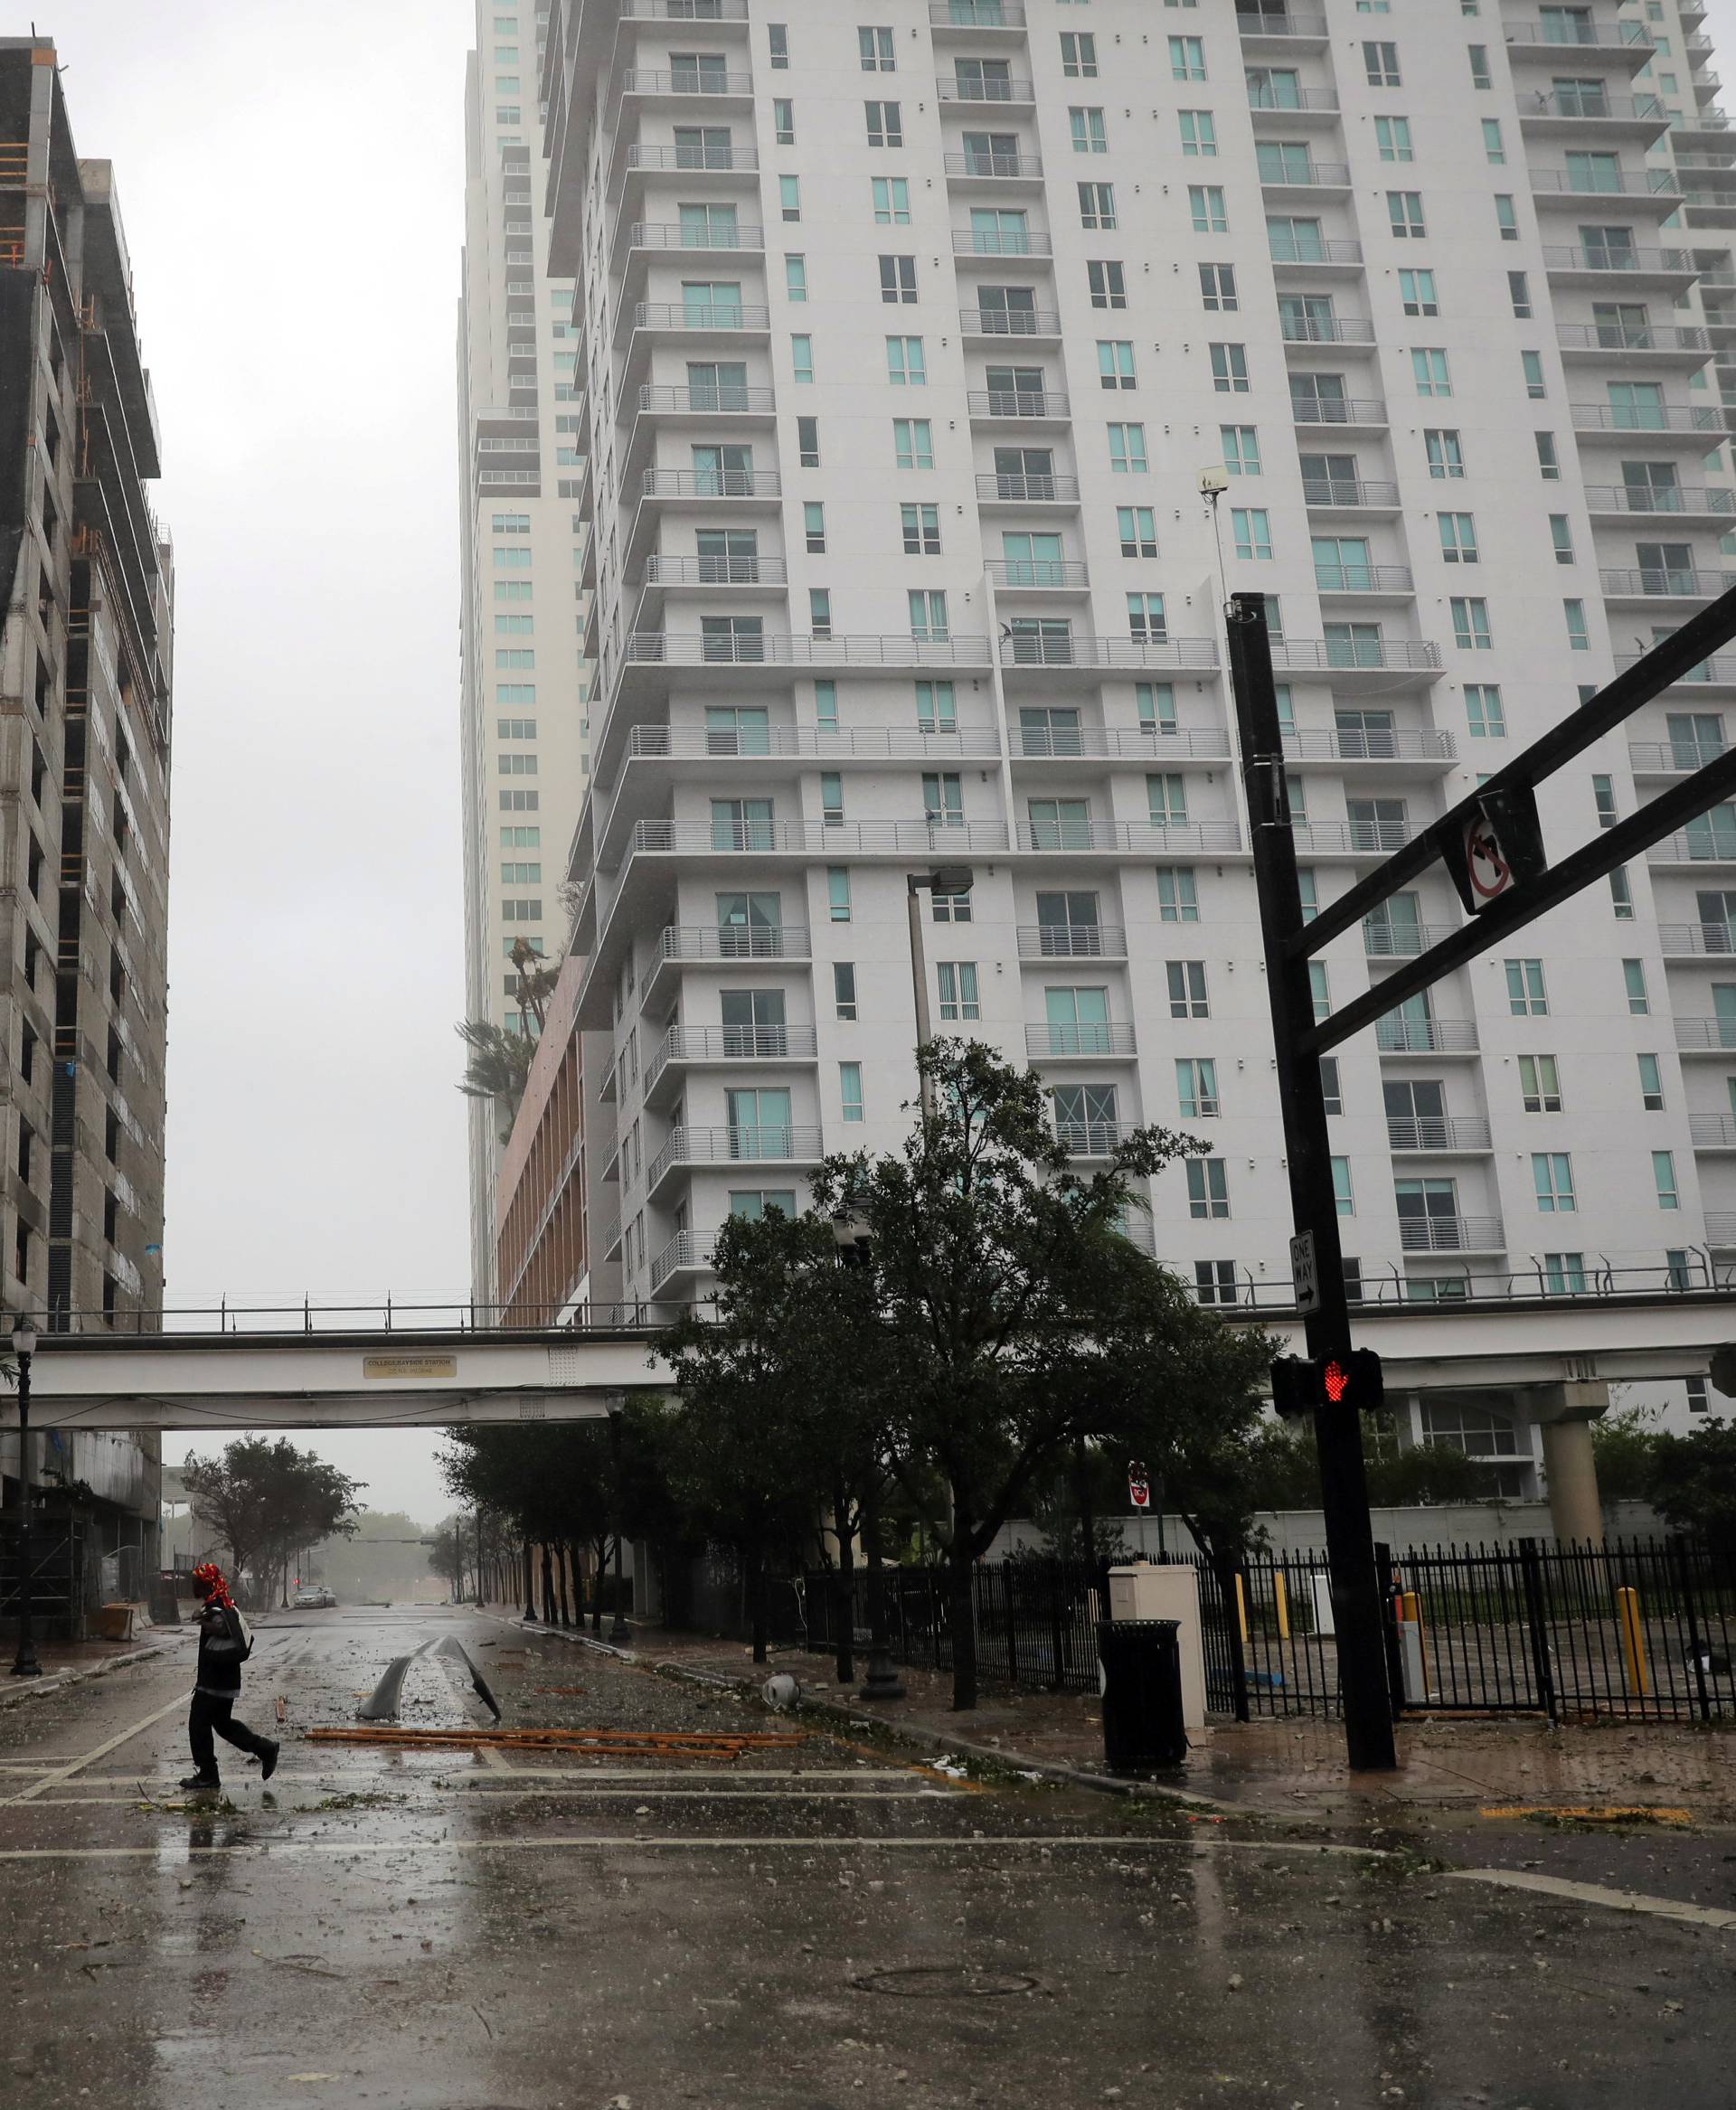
[1374,116,1413,164]
[1425,429,1464,480]
[1156,868,1199,923]
[805,502,826,553]
[1194,1261,1238,1307]
[1199,262,1238,311]
[1308,960,1331,1023]
[1624,957,1649,1013]
[731,1190,798,1223]
[1564,598,1589,651]
[1098,340,1137,391]
[1186,1158,1230,1219]
[859,24,894,71]
[1231,508,1272,561]
[1543,1253,1586,1296]
[1363,42,1401,87]
[827,868,852,922]
[840,1063,864,1125]
[901,502,941,555]
[809,589,832,638]
[1520,351,1547,402]
[1089,259,1127,309]
[1170,36,1206,81]
[892,419,933,470]
[1071,107,1109,155]
[494,546,532,569]
[864,99,902,147]
[790,333,814,383]
[1139,686,1180,737]
[785,253,807,302]
[499,789,539,811]
[1079,182,1117,231]
[916,680,956,731]
[1388,191,1426,240]
[1179,109,1217,157]
[1221,425,1260,478]
[501,898,542,923]
[501,862,541,885]
[769,23,788,68]
[1332,1159,1354,1219]
[497,717,537,739]
[1547,513,1575,567]
[828,963,857,1022]
[1450,597,1492,650]
[1506,958,1548,1014]
[1520,1054,1562,1112]
[1439,513,1478,564]
[1167,960,1209,1017]
[879,255,917,304]
[1412,348,1451,397]
[872,176,910,224]
[816,679,838,728]
[1468,42,1491,88]
[498,752,539,775]
[1117,506,1158,558]
[1533,1152,1576,1213]
[1210,343,1250,394]
[1400,268,1438,318]
[1482,118,1505,165]
[1108,423,1148,473]
[1147,774,1188,826]
[1507,268,1532,320]
[1536,431,1561,481]
[1127,592,1166,642]
[1061,31,1098,79]
[495,647,535,670]
[1610,867,1635,919]
[931,881,971,923]
[779,174,801,222]
[1637,1051,1664,1110]
[936,961,981,1022]
[1592,774,1617,828]
[1189,184,1228,235]
[1176,1058,1220,1118]
[1687,1372,1710,1411]
[909,589,948,641]
[886,335,926,387]
[773,98,795,146]
[1320,1056,1342,1115]
[1654,1150,1679,1210]
[1465,684,1505,739]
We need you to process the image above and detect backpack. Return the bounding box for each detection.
[231,1606,255,1662]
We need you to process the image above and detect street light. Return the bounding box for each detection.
[9,1316,40,1679]
[905,866,975,1120]
[829,1220,905,1705]
[603,1390,632,1645]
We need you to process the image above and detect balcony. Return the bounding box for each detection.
[1556,322,1712,360]
[1519,90,1669,130]
[1236,11,1329,43]
[930,0,1026,24]
[1614,649,1736,686]
[986,558,1090,591]
[1376,1017,1479,1054]
[617,0,750,17]
[1386,1116,1492,1153]
[1363,923,1457,959]
[967,387,1068,419]
[960,306,1062,341]
[1269,237,1364,270]
[1284,728,1457,767]
[1024,1022,1137,1060]
[1586,484,1736,519]
[1399,1215,1505,1253]
[1657,921,1736,957]
[1650,826,1736,864]
[625,219,764,253]
[1676,1015,1736,1051]
[640,467,781,501]
[636,383,777,417]
[1278,314,1375,344]
[1290,396,1388,429]
[1017,924,1128,960]
[1503,18,1654,55]
[1008,725,1232,761]
[1258,160,1351,192]
[624,143,759,176]
[935,73,1035,106]
[1690,1114,1736,1149]
[627,724,1004,765]
[1053,1120,1128,1157]
[1529,167,1681,203]
[618,630,994,672]
[641,553,788,587]
[647,1125,825,1196]
[1602,567,1736,600]
[1314,564,1414,596]
[645,1025,820,1105]
[953,228,1053,259]
[1707,1213,1736,1244]
[975,470,1080,504]
[1541,243,1694,282]
[1247,88,1339,116]
[656,923,812,967]
[1270,638,1443,677]
[629,818,1012,858]
[629,300,772,337]
[1013,819,1243,855]
[1571,402,1725,435]
[621,69,755,99]
[1292,820,1410,857]
[650,1231,716,1295]
[999,634,1220,672]
[944,151,1043,181]
[1302,478,1401,511]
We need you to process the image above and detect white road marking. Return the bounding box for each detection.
[60,1766,924,1785]
[9,1785,966,1808]
[1449,1865,1736,1932]
[477,1743,512,1773]
[0,1690,192,1809]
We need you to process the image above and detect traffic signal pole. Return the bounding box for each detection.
[1226,595,1398,1772]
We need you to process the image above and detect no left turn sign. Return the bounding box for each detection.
[1462,809,1514,909]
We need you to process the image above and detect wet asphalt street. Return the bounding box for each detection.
[0,1604,1731,2110]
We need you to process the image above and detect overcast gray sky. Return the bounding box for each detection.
[26,0,479,1521]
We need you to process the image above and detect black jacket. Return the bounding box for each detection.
[193,1601,248,1696]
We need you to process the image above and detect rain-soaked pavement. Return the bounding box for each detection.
[0,1603,1731,2108]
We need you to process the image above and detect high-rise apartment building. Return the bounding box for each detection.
[531,0,1736,1477]
[458,0,591,1299]
[1,38,173,1579]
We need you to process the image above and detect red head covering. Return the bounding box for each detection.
[191,1561,233,1608]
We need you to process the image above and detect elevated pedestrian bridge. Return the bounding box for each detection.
[0,1286,1733,1431]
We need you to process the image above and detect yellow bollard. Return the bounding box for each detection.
[1274,1570,1290,1642]
[1233,1571,1250,1647]
[1401,1588,1433,1700]
[1617,1584,1649,1697]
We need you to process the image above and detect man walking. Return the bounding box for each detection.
[180,1560,279,1792]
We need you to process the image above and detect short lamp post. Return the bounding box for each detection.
[9,1317,40,1679]
[905,866,976,1120]
[604,1390,632,1646]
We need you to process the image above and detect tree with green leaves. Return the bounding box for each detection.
[180,1439,363,1607]
[1646,1421,1736,1550]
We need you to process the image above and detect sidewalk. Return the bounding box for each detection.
[490,1606,1736,1825]
[0,1622,194,1710]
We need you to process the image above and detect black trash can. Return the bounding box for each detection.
[1097,1617,1187,1771]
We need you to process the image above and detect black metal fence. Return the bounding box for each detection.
[787,1538,1736,1723]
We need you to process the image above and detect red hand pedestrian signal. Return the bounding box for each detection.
[1323,1360,1349,1403]
[1269,1347,1384,1415]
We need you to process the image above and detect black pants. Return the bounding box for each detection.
[188,1691,270,1777]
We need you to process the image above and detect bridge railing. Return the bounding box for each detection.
[33,1299,704,1337]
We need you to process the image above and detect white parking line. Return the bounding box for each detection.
[0,1691,191,1809]
[1449,1865,1736,1932]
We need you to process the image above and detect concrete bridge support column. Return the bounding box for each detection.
[1522,1380,1610,1548]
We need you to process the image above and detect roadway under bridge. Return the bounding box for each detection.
[0,1292,1732,1433]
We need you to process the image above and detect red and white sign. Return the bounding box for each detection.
[1127,1461,1151,1511]
[1462,810,1515,910]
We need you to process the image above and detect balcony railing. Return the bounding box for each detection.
[960,306,1062,337]
[641,467,781,499]
[945,151,1043,179]
[657,924,812,965]
[986,559,1089,589]
[1541,243,1693,273]
[1615,650,1736,683]
[1008,725,1231,759]
[618,631,992,669]
[1271,638,1443,674]
[1237,11,1329,37]
[975,471,1080,503]
[647,1126,825,1190]
[649,1025,819,1074]
[1301,476,1396,508]
[1017,924,1128,959]
[1650,827,1736,862]
[1524,90,1668,121]
[1690,1114,1736,1147]
[1013,819,1243,854]
[1656,920,1736,955]
[1363,922,1457,957]
[1284,729,1456,763]
[936,73,1034,102]
[1024,1022,1137,1059]
[626,221,765,251]
[1314,564,1414,593]
[952,228,1053,257]
[967,387,1068,417]
[1387,1116,1492,1152]
[637,384,777,415]
[1399,1214,1505,1253]
[1677,1015,1736,1050]
[1376,1017,1479,1053]
[931,0,1027,24]
[1000,634,1220,670]
[650,1232,716,1295]
[1571,402,1724,432]
[618,0,750,17]
[1269,237,1364,265]
[1602,566,1736,598]
[1293,820,1411,854]
[1505,17,1654,47]
[1290,395,1387,425]
[1529,166,1681,199]
[631,819,1013,856]
[625,144,759,174]
[1260,160,1351,188]
[641,554,787,586]
[1278,315,1375,344]
[1053,1121,1127,1156]
[627,724,1004,762]
[1706,1214,1736,1243]
[622,69,755,95]
[632,301,771,333]
[1557,322,1711,353]
[1248,88,1340,113]
[1585,484,1736,514]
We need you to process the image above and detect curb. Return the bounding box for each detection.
[473,1608,1248,1817]
[0,1629,195,1712]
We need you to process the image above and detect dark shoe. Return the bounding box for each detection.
[179,1773,220,1793]
[259,1740,279,1783]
